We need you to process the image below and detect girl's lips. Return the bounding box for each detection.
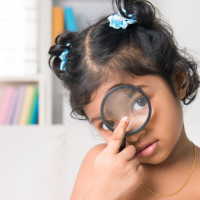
[136,140,159,157]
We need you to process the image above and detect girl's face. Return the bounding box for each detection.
[84,74,185,164]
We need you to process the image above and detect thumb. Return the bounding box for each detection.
[107,116,129,154]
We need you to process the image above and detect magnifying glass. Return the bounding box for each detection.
[100,84,151,151]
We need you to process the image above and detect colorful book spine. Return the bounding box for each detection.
[19,85,35,125]
[52,7,65,44]
[13,86,26,125]
[0,86,15,125]
[5,88,19,125]
[0,87,4,102]
[28,86,39,124]
[31,98,39,124]
[64,7,78,32]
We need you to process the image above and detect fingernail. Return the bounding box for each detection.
[121,116,129,123]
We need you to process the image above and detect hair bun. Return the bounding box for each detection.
[133,1,155,28]
[114,0,155,28]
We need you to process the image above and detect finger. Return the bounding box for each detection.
[107,116,129,154]
[118,145,136,161]
[119,137,126,152]
[129,157,140,170]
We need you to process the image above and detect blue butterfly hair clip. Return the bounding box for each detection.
[59,43,71,71]
[107,8,137,29]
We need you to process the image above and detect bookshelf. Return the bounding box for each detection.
[0,0,51,126]
[0,0,112,127]
[0,75,43,125]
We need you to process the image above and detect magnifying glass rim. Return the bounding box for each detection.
[100,84,152,136]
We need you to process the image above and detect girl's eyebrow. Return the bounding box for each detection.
[90,116,102,124]
[136,85,147,89]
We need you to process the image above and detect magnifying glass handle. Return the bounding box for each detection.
[119,137,126,152]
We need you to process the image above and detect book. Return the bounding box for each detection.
[12,86,26,124]
[5,88,19,125]
[28,86,39,124]
[0,86,15,125]
[64,7,78,32]
[19,85,35,125]
[52,7,65,44]
[31,98,39,124]
[0,87,4,101]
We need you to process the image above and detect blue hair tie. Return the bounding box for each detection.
[59,43,71,71]
[107,8,137,29]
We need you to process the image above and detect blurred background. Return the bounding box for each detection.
[0,0,199,199]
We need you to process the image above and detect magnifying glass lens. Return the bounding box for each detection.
[101,85,151,135]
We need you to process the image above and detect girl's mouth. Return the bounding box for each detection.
[136,140,159,157]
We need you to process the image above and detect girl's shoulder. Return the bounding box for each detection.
[70,143,106,199]
[81,143,107,168]
[85,143,107,158]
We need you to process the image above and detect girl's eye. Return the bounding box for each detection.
[132,96,147,112]
[101,120,117,130]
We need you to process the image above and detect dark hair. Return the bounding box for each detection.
[49,0,200,120]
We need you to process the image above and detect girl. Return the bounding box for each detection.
[49,0,200,199]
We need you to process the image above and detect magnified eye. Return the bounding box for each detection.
[132,96,147,112]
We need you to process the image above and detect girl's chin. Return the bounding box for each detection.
[138,152,169,165]
[140,159,165,165]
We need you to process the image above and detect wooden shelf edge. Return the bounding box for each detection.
[0,74,42,83]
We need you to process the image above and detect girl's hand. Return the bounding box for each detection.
[88,116,143,200]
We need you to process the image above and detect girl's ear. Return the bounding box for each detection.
[172,71,188,100]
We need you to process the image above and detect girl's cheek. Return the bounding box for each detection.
[144,96,157,129]
[99,129,113,143]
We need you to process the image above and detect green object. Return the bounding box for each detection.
[28,86,39,124]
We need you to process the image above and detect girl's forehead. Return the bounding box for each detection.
[98,74,154,91]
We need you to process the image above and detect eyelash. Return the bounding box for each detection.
[98,122,109,131]
[99,122,104,129]
[98,122,102,128]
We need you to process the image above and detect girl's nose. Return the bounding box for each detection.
[126,130,146,145]
[125,113,147,133]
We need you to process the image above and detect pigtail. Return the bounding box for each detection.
[48,31,77,80]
